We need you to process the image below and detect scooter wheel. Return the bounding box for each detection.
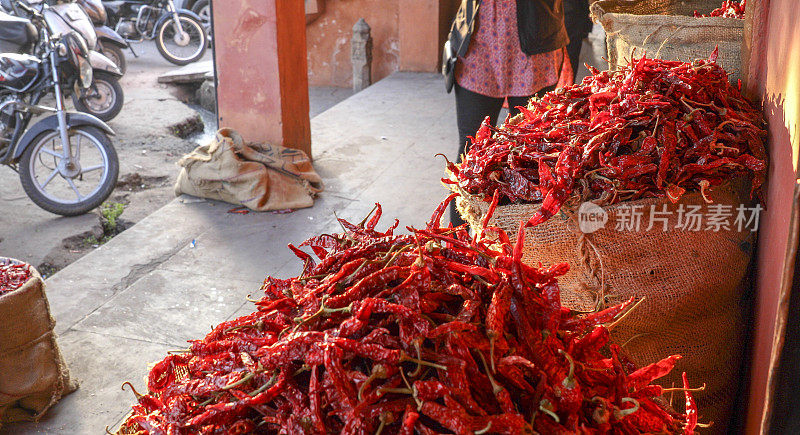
[19,126,119,216]
[72,71,124,122]
[100,43,127,75]
[156,15,207,65]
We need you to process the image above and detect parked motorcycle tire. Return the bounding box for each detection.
[192,0,210,23]
[72,71,124,122]
[19,126,119,216]
[99,43,127,76]
[191,0,213,47]
[156,15,207,65]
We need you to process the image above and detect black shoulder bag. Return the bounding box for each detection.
[442,0,481,93]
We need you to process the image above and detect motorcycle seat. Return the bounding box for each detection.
[0,10,37,54]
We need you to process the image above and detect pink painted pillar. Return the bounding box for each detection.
[212,0,311,156]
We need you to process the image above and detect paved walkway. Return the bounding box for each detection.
[7,73,457,434]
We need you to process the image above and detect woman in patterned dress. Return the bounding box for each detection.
[446,0,571,224]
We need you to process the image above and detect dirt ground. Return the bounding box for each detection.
[0,42,207,276]
[0,41,353,277]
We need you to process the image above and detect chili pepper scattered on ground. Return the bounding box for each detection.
[120,201,703,434]
[448,51,766,227]
[695,1,746,19]
[0,262,31,295]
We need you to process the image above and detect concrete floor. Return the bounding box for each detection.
[6,72,457,434]
[0,43,353,280]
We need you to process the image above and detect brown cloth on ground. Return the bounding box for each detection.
[175,128,324,211]
[454,178,754,433]
[0,259,77,429]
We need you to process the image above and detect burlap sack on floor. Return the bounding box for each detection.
[175,128,324,211]
[455,179,754,432]
[0,259,77,428]
[591,0,744,82]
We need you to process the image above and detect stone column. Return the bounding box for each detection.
[212,0,311,155]
[351,18,372,92]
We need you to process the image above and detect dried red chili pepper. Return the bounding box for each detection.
[119,202,699,434]
[450,52,767,227]
[0,262,32,295]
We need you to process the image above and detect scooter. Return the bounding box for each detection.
[0,4,119,216]
[103,0,207,65]
[76,0,130,74]
[3,0,125,121]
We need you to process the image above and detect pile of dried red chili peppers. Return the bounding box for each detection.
[0,262,31,295]
[121,202,701,434]
[447,51,766,227]
[695,0,746,19]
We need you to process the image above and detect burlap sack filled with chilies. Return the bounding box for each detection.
[175,128,324,211]
[454,178,755,432]
[591,0,745,82]
[0,259,77,428]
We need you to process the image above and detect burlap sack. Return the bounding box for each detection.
[0,259,77,428]
[455,179,754,432]
[175,128,324,211]
[591,0,744,82]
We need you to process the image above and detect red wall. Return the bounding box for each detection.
[745,0,800,432]
[305,0,461,87]
[306,0,400,87]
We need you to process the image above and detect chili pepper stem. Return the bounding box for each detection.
[475,422,493,434]
[538,400,560,423]
[558,349,577,388]
[293,297,352,332]
[358,367,382,402]
[613,397,640,419]
[197,395,216,407]
[662,383,707,394]
[374,418,386,435]
[401,369,423,410]
[222,371,255,390]
[400,352,447,371]
[489,334,497,374]
[620,332,650,349]
[377,387,413,395]
[477,351,502,395]
[358,203,380,228]
[605,297,646,330]
[382,245,412,271]
[224,321,264,334]
[408,341,425,378]
[121,381,143,399]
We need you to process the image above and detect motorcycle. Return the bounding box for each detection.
[2,0,125,121]
[0,4,119,216]
[104,0,207,65]
[75,0,129,74]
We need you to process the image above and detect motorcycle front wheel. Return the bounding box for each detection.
[156,15,207,65]
[19,126,119,216]
[99,43,127,75]
[72,71,125,122]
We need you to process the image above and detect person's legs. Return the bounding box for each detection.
[455,83,505,159]
[450,84,505,226]
[449,84,558,226]
[566,37,583,82]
